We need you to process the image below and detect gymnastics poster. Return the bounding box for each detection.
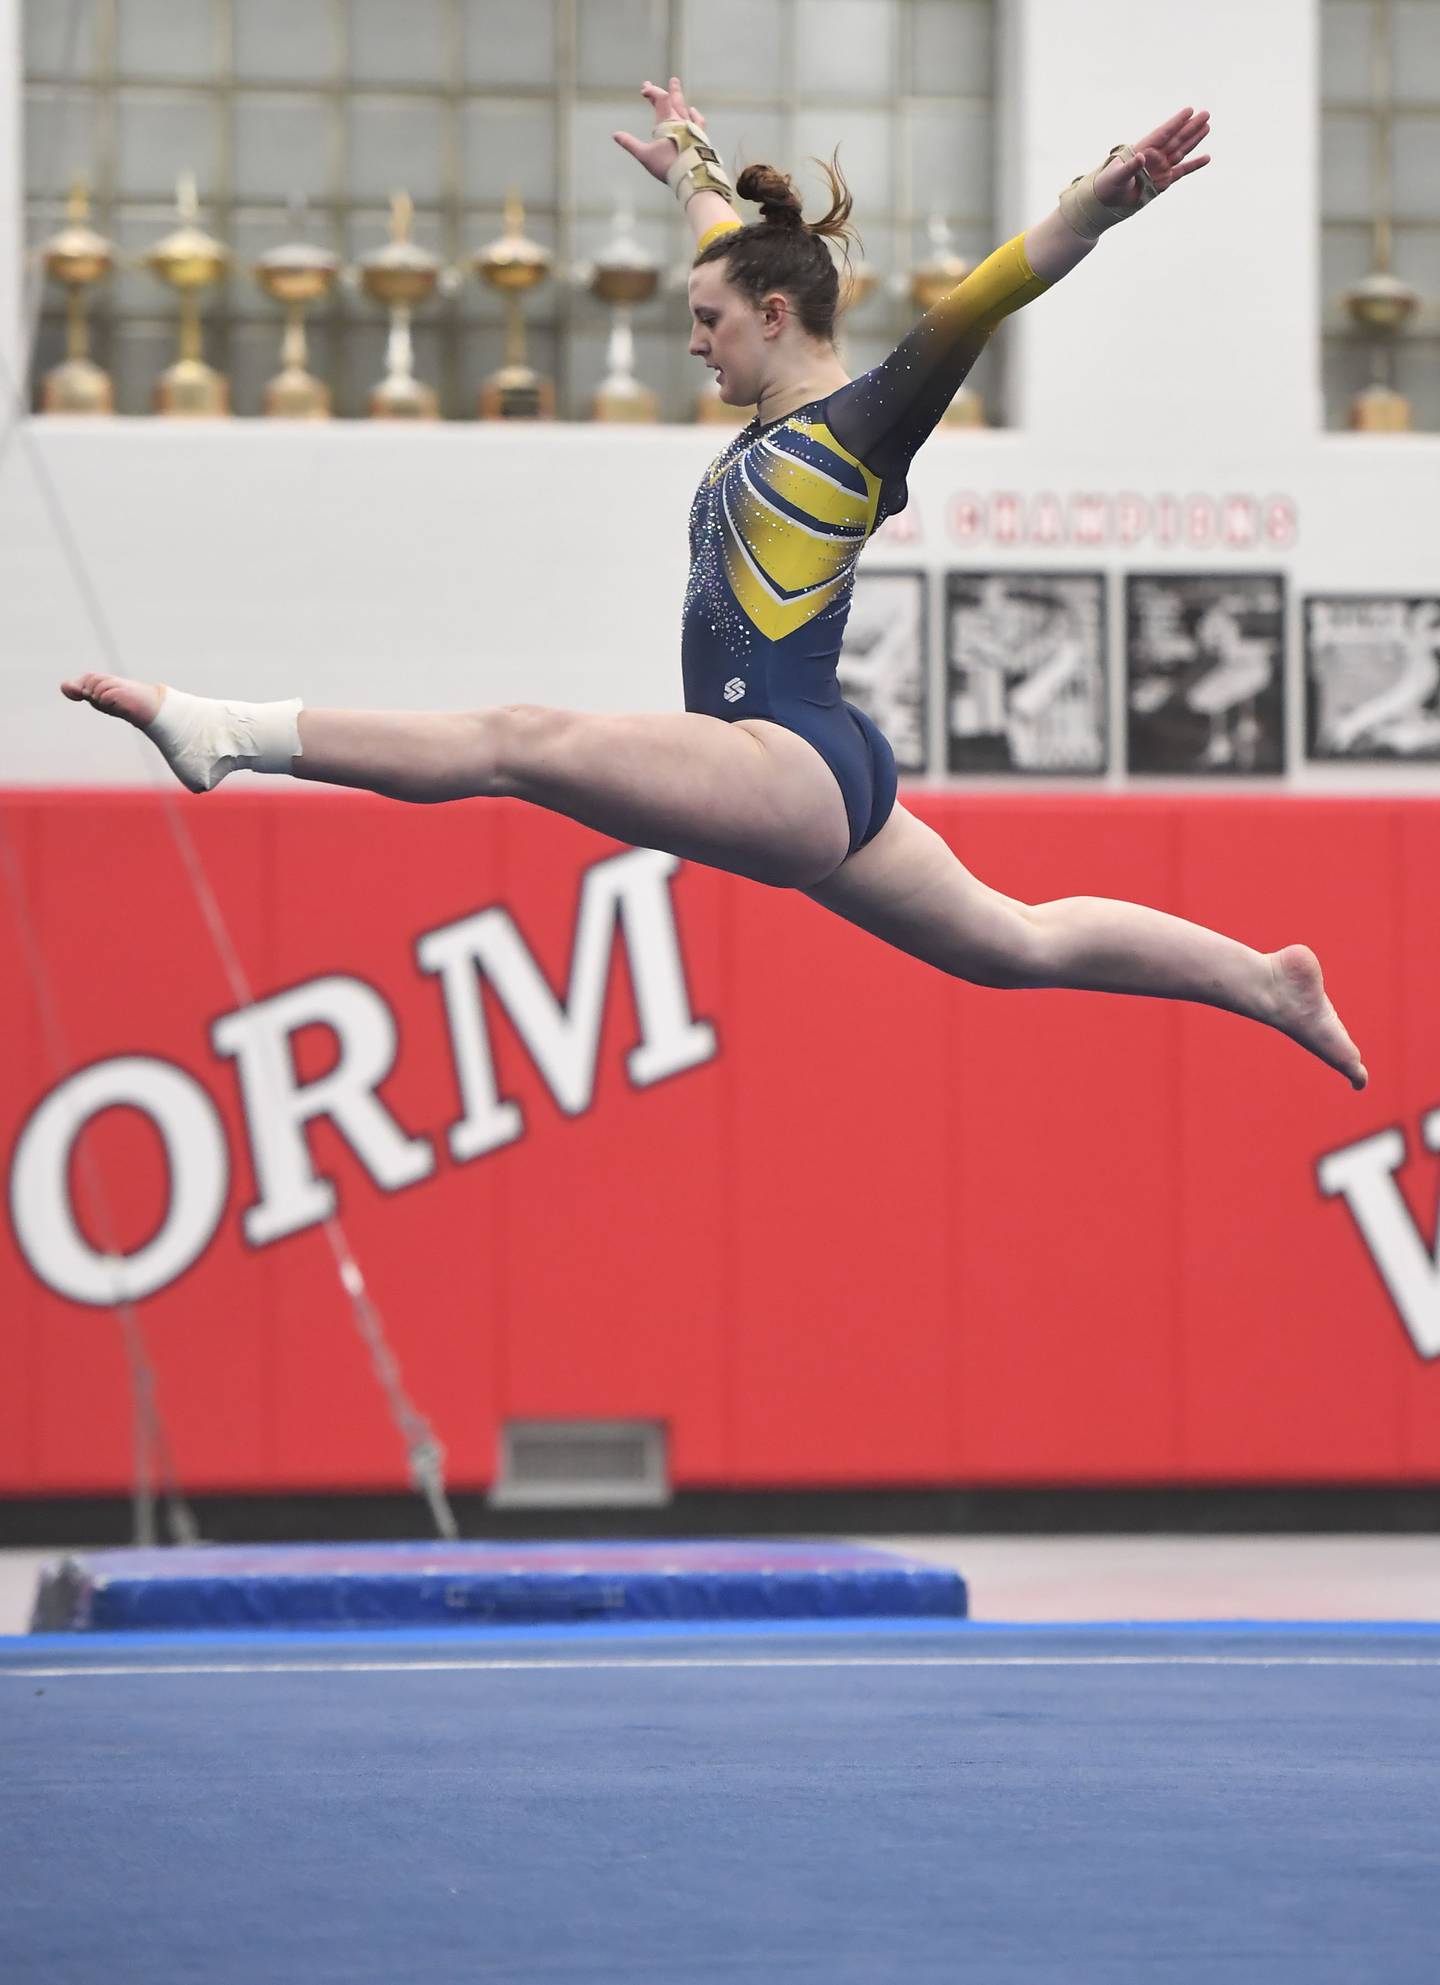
[837,569,929,773]
[1304,595,1440,762]
[1125,572,1286,775]
[944,572,1107,775]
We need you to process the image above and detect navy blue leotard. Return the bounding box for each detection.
[682,230,1049,857]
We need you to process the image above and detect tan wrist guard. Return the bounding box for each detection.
[654,116,737,212]
[1059,143,1161,241]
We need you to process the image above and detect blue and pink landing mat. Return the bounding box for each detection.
[5,1540,1439,1983]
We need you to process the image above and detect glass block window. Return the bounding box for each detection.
[22,0,1000,422]
[1320,0,1440,429]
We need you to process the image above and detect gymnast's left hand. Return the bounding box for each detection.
[1094,106,1212,208]
[613,77,708,183]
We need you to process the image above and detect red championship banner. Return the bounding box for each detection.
[3,790,1438,1496]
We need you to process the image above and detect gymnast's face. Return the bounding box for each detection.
[687,262,779,406]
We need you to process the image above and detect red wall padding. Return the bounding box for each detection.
[2,789,1437,1495]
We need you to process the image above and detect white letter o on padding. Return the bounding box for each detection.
[9,1057,228,1306]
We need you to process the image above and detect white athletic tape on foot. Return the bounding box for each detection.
[144,687,304,793]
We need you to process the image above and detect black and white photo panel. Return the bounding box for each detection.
[1304,596,1440,762]
[837,569,929,773]
[1125,572,1286,775]
[944,571,1107,775]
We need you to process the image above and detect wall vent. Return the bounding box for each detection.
[490,1419,669,1508]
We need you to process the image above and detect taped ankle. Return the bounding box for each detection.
[144,688,304,793]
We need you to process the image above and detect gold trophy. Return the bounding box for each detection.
[254,213,339,419]
[1344,269,1419,430]
[144,171,229,416]
[910,214,983,427]
[473,192,553,419]
[360,192,442,419]
[838,255,878,317]
[38,178,114,413]
[1341,0,1419,431]
[586,208,659,421]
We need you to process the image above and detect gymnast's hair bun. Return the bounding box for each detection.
[736,163,805,228]
[696,154,859,342]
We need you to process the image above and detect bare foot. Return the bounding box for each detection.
[61,673,164,728]
[1267,944,1368,1089]
[60,675,299,793]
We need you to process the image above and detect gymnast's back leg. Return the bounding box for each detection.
[57,674,850,889]
[803,802,1368,1089]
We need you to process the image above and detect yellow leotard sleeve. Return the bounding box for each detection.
[942,232,1051,336]
[825,232,1052,476]
[695,213,744,258]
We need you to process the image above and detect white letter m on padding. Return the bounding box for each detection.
[418,846,716,1163]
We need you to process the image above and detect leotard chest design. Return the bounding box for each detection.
[680,231,1050,856]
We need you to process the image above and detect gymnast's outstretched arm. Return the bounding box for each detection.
[1024,104,1212,280]
[616,94,1210,475]
[823,104,1212,478]
[613,78,737,249]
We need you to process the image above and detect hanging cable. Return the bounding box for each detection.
[1,4,458,1541]
[0,817,199,1547]
[0,0,197,1547]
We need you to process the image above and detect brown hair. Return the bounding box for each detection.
[692,155,860,343]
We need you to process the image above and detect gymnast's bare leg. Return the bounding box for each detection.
[57,675,852,889]
[59,674,1368,1088]
[804,803,1366,1089]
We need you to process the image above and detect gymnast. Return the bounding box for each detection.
[62,76,1366,1089]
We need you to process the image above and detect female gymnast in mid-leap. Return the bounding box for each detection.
[62,76,1367,1089]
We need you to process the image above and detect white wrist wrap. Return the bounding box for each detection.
[1059,143,1161,242]
[144,686,304,793]
[654,116,737,212]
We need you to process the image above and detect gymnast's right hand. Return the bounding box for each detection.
[613,76,708,182]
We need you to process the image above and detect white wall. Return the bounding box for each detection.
[1002,0,1322,444]
[2,0,1437,791]
[0,0,21,387]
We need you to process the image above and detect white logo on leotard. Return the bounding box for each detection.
[723,677,746,702]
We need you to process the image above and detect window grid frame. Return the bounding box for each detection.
[23,0,1002,421]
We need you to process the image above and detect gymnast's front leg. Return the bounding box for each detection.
[59,674,507,801]
[56,674,854,889]
[804,804,1369,1090]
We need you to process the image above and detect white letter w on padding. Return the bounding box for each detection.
[1316,1111,1440,1360]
